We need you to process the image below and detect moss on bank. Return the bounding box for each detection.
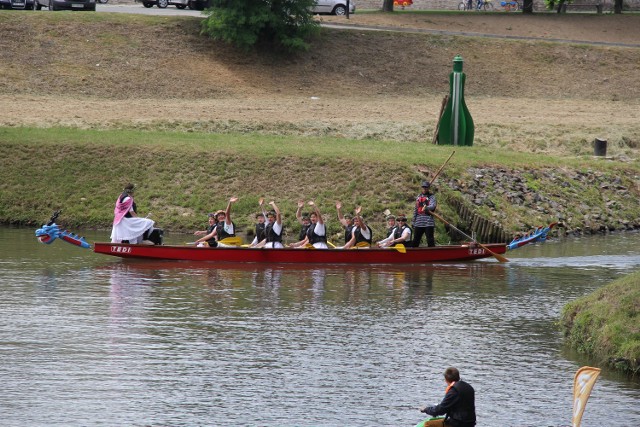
[561,272,640,377]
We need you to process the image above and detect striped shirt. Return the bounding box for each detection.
[413,193,436,227]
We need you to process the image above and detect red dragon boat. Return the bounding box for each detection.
[92,242,507,264]
[39,212,558,265]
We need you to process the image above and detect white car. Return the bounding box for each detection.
[139,0,188,8]
[313,0,355,15]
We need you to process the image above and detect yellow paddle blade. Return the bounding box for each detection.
[355,241,371,248]
[327,241,337,249]
[219,236,242,246]
[393,244,406,254]
[304,243,316,249]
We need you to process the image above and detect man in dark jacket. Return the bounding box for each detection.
[420,367,476,427]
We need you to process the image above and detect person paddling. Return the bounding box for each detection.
[385,214,397,237]
[341,206,372,249]
[254,200,284,248]
[377,215,412,248]
[419,367,476,427]
[335,201,354,244]
[248,212,266,248]
[295,199,312,241]
[194,212,218,247]
[194,197,238,247]
[290,201,328,249]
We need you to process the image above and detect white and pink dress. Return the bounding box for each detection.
[110,194,154,244]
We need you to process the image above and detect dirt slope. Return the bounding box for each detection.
[0,12,639,155]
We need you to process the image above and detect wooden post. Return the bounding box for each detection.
[432,95,449,144]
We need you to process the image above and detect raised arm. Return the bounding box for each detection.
[354,206,366,230]
[296,199,305,225]
[336,201,348,227]
[269,201,282,225]
[258,197,269,219]
[308,201,323,224]
[225,197,238,225]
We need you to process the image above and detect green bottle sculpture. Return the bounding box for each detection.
[437,55,474,146]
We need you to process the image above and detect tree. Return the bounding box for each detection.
[614,0,623,13]
[201,0,320,52]
[382,0,394,12]
[522,0,534,13]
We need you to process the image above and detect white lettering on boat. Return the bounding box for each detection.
[111,246,132,254]
[468,248,485,255]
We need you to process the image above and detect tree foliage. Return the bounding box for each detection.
[201,0,320,52]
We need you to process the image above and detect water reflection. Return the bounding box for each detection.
[101,260,514,310]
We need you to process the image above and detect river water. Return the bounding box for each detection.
[0,227,638,427]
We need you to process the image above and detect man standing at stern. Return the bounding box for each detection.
[413,181,437,247]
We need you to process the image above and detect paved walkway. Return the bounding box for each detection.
[322,21,640,48]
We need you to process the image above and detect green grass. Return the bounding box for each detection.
[2,126,640,242]
[6,126,636,171]
[561,272,640,376]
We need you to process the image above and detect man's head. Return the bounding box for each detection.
[215,210,226,222]
[344,214,353,226]
[397,215,407,225]
[421,181,431,194]
[444,367,460,384]
[310,212,318,224]
[386,215,396,227]
[207,213,216,224]
[302,215,310,226]
[256,213,265,224]
[267,210,277,222]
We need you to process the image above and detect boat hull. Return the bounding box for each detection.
[93,242,507,264]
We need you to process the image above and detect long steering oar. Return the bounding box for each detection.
[430,211,509,263]
[429,150,455,186]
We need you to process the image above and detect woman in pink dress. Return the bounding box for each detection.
[110,183,155,244]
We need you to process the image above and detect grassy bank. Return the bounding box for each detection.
[2,126,640,243]
[1,12,640,241]
[561,272,640,377]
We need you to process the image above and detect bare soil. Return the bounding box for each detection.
[1,12,639,155]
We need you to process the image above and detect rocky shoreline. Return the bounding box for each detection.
[445,166,640,239]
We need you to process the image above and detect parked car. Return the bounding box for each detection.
[139,0,188,9]
[312,0,355,15]
[0,0,36,9]
[33,0,95,10]
[187,0,209,10]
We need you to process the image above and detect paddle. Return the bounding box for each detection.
[186,236,243,246]
[430,211,509,263]
[354,241,371,248]
[219,236,242,246]
[390,243,406,254]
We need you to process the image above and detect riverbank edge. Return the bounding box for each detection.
[2,127,640,243]
[560,271,640,377]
